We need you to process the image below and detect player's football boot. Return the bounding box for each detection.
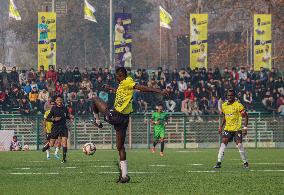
[214,162,221,169]
[117,175,131,183]
[42,143,50,152]
[150,148,155,153]
[243,162,249,169]
[93,120,103,128]
[47,156,51,160]
[61,159,67,163]
[160,152,164,157]
[54,154,60,159]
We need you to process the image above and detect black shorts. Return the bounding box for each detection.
[104,109,129,132]
[46,133,51,140]
[222,130,243,143]
[49,125,69,139]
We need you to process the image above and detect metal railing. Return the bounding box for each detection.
[0,113,283,150]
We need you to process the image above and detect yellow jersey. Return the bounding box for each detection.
[222,101,245,131]
[114,76,136,115]
[44,110,53,133]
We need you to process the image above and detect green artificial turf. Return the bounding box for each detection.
[0,148,284,195]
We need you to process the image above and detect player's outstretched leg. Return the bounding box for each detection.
[92,96,108,128]
[116,129,130,183]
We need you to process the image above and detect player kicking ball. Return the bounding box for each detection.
[151,104,168,157]
[92,67,168,183]
[43,100,61,160]
[214,89,249,169]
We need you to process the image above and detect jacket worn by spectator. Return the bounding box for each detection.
[46,69,58,83]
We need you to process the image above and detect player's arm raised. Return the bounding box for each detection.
[134,84,168,96]
[103,84,117,93]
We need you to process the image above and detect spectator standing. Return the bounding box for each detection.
[38,65,46,79]
[73,67,82,84]
[57,68,65,84]
[64,67,74,83]
[10,67,19,86]
[46,65,57,83]
[0,66,10,90]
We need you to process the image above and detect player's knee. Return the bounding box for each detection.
[160,138,164,143]
[116,144,124,151]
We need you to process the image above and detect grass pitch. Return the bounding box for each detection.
[0,148,284,195]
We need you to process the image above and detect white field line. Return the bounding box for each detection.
[9,173,59,175]
[257,170,284,172]
[65,167,77,169]
[90,165,115,168]
[187,170,217,173]
[189,164,203,166]
[249,163,284,165]
[15,168,31,170]
[99,171,157,174]
[149,165,167,167]
[72,160,114,162]
[176,151,204,153]
[188,170,284,173]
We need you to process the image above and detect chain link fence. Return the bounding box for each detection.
[1,113,284,150]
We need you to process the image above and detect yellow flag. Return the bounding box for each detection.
[84,0,97,23]
[159,6,173,29]
[9,0,21,21]
[254,14,272,71]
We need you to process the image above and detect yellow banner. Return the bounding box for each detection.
[254,14,271,71]
[38,12,56,71]
[189,14,208,70]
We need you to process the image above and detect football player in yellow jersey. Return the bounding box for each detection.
[43,100,61,160]
[214,89,249,169]
[92,67,168,183]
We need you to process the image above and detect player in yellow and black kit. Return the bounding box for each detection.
[92,67,168,183]
[43,100,61,160]
[214,89,249,169]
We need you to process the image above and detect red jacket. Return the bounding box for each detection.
[0,92,6,102]
[55,83,63,94]
[184,90,195,101]
[46,70,58,83]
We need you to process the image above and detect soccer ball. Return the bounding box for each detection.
[83,143,96,155]
[23,145,29,151]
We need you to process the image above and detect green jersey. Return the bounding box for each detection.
[152,111,168,140]
[151,111,168,131]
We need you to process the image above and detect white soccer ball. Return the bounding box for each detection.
[83,143,96,155]
[23,145,29,151]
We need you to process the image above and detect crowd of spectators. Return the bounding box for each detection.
[0,65,283,119]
